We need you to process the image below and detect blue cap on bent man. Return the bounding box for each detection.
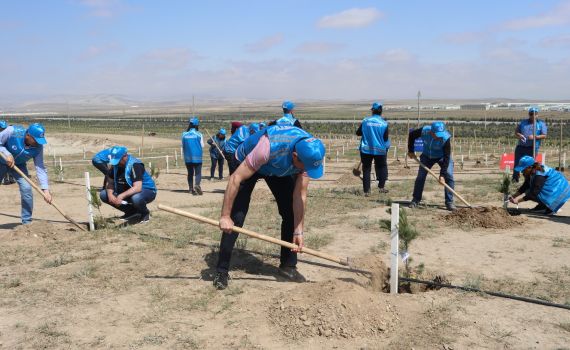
[27,123,48,145]
[296,137,326,179]
[109,146,128,166]
[514,155,536,172]
[431,121,447,138]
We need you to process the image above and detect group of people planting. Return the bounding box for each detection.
[1,102,569,290]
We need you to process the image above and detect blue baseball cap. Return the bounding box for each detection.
[431,121,447,138]
[371,102,383,110]
[26,123,47,145]
[528,106,539,114]
[249,123,260,133]
[296,137,326,179]
[219,128,227,135]
[0,120,7,129]
[109,146,128,166]
[189,117,199,126]
[282,100,296,112]
[514,155,536,172]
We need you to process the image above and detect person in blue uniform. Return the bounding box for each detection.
[0,120,16,185]
[269,101,303,128]
[512,107,547,182]
[99,146,157,223]
[222,123,260,175]
[207,128,226,180]
[356,102,390,196]
[182,117,204,195]
[509,155,570,215]
[407,121,456,211]
[92,147,114,176]
[213,125,326,290]
[0,123,52,224]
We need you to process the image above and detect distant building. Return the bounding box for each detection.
[460,104,489,110]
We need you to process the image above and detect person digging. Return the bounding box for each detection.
[0,120,16,185]
[408,121,456,211]
[509,155,570,215]
[0,123,52,224]
[222,123,261,175]
[213,124,326,290]
[99,146,157,223]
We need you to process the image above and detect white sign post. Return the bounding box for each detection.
[84,172,95,231]
[390,203,399,294]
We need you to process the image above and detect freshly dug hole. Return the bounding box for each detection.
[443,206,525,229]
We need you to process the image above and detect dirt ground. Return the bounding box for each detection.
[1,133,570,349]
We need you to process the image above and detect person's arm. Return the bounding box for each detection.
[32,148,52,203]
[439,139,451,179]
[536,121,547,140]
[356,123,363,136]
[219,162,257,233]
[292,173,309,252]
[0,128,15,166]
[523,175,546,201]
[207,138,214,145]
[105,170,121,206]
[515,124,525,141]
[294,119,303,129]
[116,163,144,201]
[407,128,422,157]
[383,126,389,142]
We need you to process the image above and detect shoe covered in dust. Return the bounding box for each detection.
[364,191,370,197]
[445,202,457,211]
[119,212,140,222]
[191,189,197,195]
[409,200,419,209]
[378,188,389,194]
[213,272,229,290]
[278,266,306,283]
[195,186,203,196]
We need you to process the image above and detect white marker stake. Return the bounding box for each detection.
[166,155,170,174]
[59,157,63,181]
[390,203,399,294]
[84,172,95,231]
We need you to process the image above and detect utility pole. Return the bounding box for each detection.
[417,90,421,127]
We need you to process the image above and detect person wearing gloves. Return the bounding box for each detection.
[512,107,547,182]
[207,128,227,180]
[408,121,456,211]
[0,123,52,224]
[509,155,570,215]
[213,124,326,290]
[99,146,157,223]
[356,102,390,196]
[182,117,204,195]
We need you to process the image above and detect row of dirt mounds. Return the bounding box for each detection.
[266,256,397,340]
[443,206,525,229]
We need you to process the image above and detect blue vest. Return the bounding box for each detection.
[420,126,450,159]
[182,129,203,163]
[275,113,298,126]
[113,155,156,192]
[92,148,112,164]
[532,166,570,212]
[518,119,546,149]
[0,125,42,165]
[209,137,226,159]
[236,125,311,177]
[359,116,389,155]
[224,125,250,155]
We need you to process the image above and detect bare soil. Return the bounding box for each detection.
[443,206,526,229]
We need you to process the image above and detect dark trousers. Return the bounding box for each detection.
[224,151,240,175]
[216,174,297,273]
[512,145,534,182]
[210,157,224,179]
[185,162,202,189]
[360,152,388,193]
[99,188,156,216]
[412,154,455,204]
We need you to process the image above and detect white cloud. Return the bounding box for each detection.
[540,34,570,47]
[294,42,345,54]
[378,48,415,63]
[317,7,383,29]
[501,0,570,30]
[244,34,284,53]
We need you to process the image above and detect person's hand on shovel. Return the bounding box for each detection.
[439,176,446,186]
[219,215,234,233]
[292,232,304,253]
[407,152,417,160]
[42,190,53,204]
[4,154,15,168]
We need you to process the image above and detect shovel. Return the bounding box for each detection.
[412,157,473,208]
[352,161,362,177]
[158,204,349,266]
[0,153,87,231]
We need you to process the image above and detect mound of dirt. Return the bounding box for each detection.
[11,221,80,239]
[351,255,389,292]
[267,279,399,340]
[443,206,525,229]
[336,173,362,185]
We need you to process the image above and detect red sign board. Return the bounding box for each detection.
[500,153,545,170]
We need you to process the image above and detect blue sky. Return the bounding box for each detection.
[1,0,570,101]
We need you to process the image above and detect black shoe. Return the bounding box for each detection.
[364,191,371,197]
[409,200,419,209]
[213,272,229,290]
[278,266,306,282]
[530,203,547,211]
[139,212,150,224]
[195,186,203,195]
[446,202,457,211]
[378,188,389,194]
[119,212,140,221]
[191,189,197,195]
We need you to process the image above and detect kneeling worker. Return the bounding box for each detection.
[510,155,570,215]
[100,146,157,223]
[214,125,326,290]
[408,121,456,211]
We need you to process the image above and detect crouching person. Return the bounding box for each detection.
[100,146,157,223]
[509,155,570,215]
